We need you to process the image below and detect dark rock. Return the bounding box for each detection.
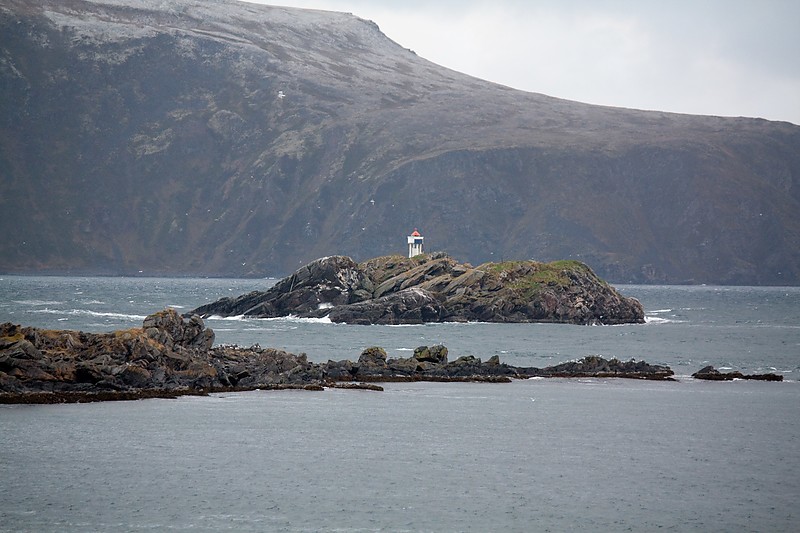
[331,382,385,391]
[413,345,448,364]
[192,256,370,319]
[358,346,388,367]
[10,312,770,405]
[323,359,359,380]
[192,254,645,325]
[143,309,215,349]
[327,287,444,325]
[692,365,783,381]
[538,355,675,380]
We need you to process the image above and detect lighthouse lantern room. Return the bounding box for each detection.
[407,229,424,258]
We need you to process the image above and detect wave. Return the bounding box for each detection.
[30,308,147,320]
[12,299,64,306]
[206,314,247,321]
[206,314,332,324]
[649,309,673,314]
[644,316,686,325]
[274,315,332,324]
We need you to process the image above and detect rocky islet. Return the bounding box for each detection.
[191,254,646,325]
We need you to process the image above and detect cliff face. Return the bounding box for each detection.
[2,0,799,284]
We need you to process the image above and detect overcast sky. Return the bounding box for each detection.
[246,0,800,125]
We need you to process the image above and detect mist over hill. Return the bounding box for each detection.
[2,0,799,284]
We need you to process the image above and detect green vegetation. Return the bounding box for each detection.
[478,259,598,298]
[480,260,529,273]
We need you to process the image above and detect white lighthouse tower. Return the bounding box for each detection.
[407,229,424,257]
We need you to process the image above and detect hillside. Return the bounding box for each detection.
[1,0,799,284]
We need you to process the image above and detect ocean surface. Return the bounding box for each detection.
[1,276,799,531]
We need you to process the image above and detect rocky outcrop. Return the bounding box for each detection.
[323,349,674,382]
[0,309,320,400]
[534,355,675,380]
[191,254,645,325]
[692,366,784,381]
[1,312,682,403]
[195,256,372,318]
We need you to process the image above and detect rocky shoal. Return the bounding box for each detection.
[0,309,781,404]
[692,366,783,382]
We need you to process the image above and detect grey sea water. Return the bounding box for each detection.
[1,276,799,531]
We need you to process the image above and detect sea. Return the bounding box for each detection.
[1,276,799,532]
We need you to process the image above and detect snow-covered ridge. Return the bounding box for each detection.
[34,0,427,80]
[38,0,391,50]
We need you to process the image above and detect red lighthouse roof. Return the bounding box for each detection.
[411,229,421,237]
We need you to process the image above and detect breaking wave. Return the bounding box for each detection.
[30,308,147,320]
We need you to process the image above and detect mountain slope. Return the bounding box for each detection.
[1,0,799,283]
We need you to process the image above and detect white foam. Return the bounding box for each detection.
[644,316,685,325]
[206,314,247,321]
[32,308,146,320]
[207,314,332,323]
[268,315,332,324]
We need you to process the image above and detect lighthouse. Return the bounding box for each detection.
[407,229,424,258]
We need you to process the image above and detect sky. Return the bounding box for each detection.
[245,0,800,125]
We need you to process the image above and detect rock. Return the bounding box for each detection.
[192,256,371,319]
[190,254,645,325]
[331,382,384,391]
[692,365,728,380]
[2,314,727,405]
[143,309,215,349]
[692,365,783,381]
[413,345,448,364]
[328,288,444,325]
[386,357,421,375]
[323,359,359,380]
[358,346,388,367]
[538,356,675,380]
